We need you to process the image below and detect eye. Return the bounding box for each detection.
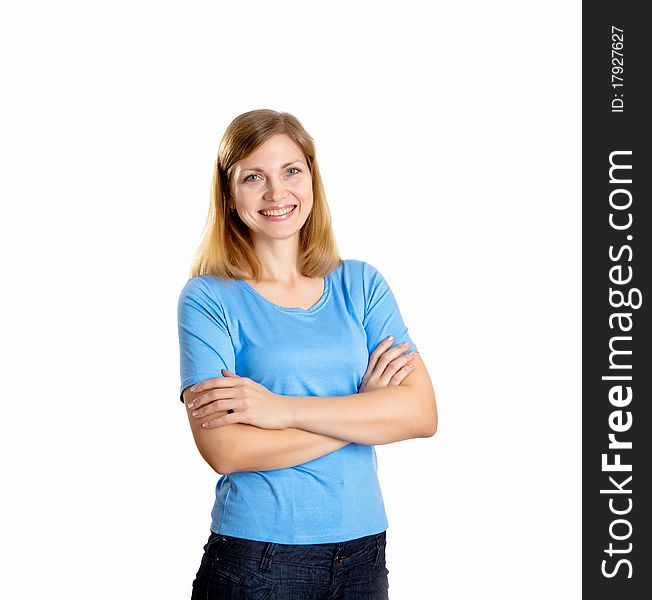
[244,174,260,182]
[287,167,301,176]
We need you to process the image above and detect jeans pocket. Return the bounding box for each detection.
[203,531,221,553]
[210,558,242,584]
[209,559,275,600]
[205,532,237,561]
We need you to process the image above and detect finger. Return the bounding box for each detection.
[190,373,240,394]
[376,341,412,374]
[392,351,417,366]
[191,386,240,411]
[191,399,239,419]
[379,351,417,386]
[388,362,416,386]
[363,339,404,390]
[370,336,395,359]
[221,369,240,377]
[201,411,239,429]
[367,336,395,373]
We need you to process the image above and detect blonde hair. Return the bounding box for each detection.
[189,109,343,280]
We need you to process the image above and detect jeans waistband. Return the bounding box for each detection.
[205,530,386,570]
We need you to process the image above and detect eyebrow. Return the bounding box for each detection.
[240,160,304,173]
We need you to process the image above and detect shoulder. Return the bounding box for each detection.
[178,275,238,314]
[335,259,388,306]
[179,275,213,304]
[334,258,380,282]
[338,258,385,289]
[180,274,238,295]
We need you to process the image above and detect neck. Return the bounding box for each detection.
[251,235,302,283]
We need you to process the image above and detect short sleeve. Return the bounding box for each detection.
[362,261,419,357]
[177,277,236,403]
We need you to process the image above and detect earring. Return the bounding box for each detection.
[229,204,235,210]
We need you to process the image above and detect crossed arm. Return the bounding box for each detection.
[285,353,436,444]
[183,354,437,475]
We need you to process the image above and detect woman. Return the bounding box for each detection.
[177,109,437,599]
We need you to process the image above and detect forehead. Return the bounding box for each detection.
[237,134,305,169]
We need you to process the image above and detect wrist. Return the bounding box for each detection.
[279,394,300,429]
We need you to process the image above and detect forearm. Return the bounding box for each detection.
[221,424,350,474]
[285,385,435,446]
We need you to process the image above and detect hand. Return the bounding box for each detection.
[358,336,418,393]
[188,369,292,430]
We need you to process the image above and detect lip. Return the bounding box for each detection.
[258,204,297,221]
[258,204,296,213]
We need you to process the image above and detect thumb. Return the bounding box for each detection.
[221,368,237,377]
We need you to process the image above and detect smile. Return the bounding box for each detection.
[258,205,297,219]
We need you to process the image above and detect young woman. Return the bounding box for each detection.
[177,109,437,599]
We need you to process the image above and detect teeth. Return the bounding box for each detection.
[260,206,294,216]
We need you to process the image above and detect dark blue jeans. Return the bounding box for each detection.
[191,530,390,599]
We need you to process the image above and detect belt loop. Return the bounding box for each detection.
[259,542,276,572]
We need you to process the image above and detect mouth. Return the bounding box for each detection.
[258,205,297,220]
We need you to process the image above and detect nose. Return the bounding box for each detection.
[265,175,289,202]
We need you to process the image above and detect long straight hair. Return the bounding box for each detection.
[189,109,342,280]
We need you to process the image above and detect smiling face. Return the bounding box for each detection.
[229,133,313,248]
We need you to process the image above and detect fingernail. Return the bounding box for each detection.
[190,385,196,392]
[387,336,394,341]
[192,410,199,417]
[187,402,195,409]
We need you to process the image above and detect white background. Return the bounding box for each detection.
[0,1,580,598]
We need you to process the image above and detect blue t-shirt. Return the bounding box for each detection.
[177,258,418,544]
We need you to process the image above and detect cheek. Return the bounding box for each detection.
[234,187,257,207]
[295,180,313,202]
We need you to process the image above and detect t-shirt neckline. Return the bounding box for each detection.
[237,273,332,314]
